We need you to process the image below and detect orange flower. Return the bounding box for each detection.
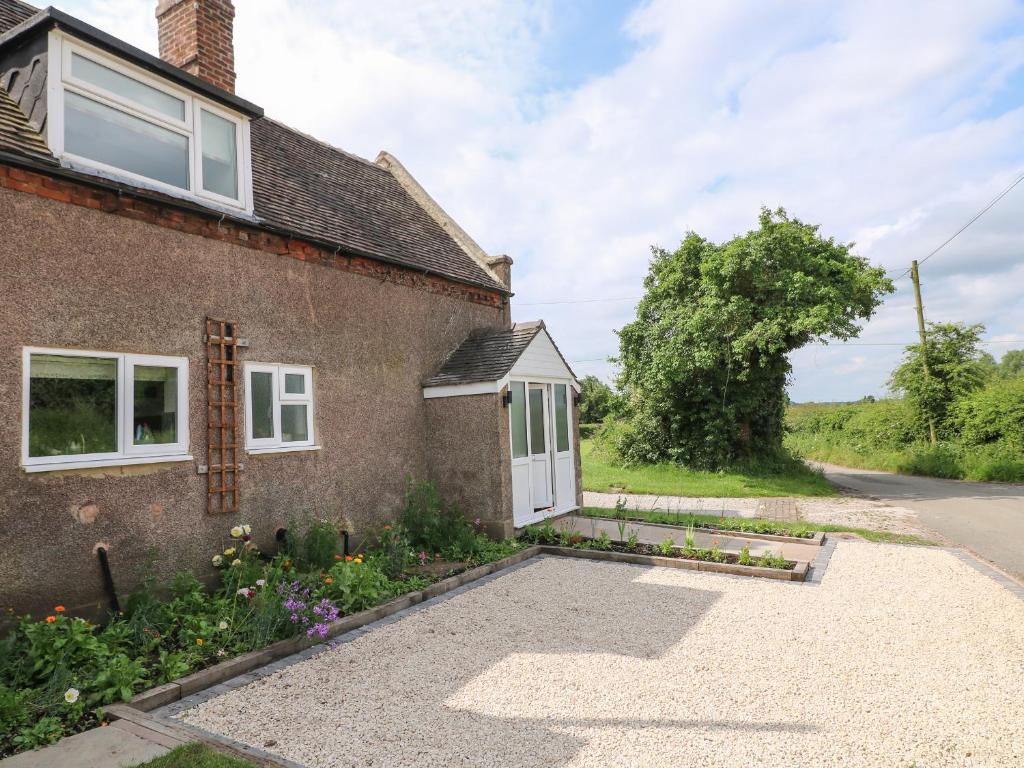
[196,638,204,646]
[46,615,57,623]
[54,605,66,613]
[345,555,353,562]
[334,554,342,561]
[324,577,333,584]
[383,524,392,531]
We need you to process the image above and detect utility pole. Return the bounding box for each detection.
[910,259,937,445]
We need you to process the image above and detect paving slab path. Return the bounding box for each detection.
[0,721,171,768]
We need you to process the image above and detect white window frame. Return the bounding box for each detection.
[245,363,317,453]
[21,347,191,472]
[46,32,254,215]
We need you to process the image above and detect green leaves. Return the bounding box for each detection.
[617,207,892,467]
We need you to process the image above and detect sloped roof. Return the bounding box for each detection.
[425,322,547,387]
[0,0,32,32]
[0,0,506,294]
[251,119,503,291]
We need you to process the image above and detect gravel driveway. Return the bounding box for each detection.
[180,545,1024,767]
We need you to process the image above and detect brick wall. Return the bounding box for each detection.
[156,0,236,93]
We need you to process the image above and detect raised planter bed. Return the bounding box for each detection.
[538,545,808,582]
[579,514,825,546]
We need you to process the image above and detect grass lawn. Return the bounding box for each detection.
[580,439,835,498]
[581,507,938,546]
[131,743,257,767]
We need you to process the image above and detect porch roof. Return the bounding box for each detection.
[425,320,577,389]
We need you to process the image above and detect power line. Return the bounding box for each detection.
[890,170,1024,281]
[568,338,1024,362]
[517,296,642,307]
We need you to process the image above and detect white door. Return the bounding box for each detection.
[509,381,534,527]
[552,383,575,511]
[528,384,552,509]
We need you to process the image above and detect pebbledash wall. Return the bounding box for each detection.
[0,176,514,618]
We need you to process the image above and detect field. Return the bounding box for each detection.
[580,439,835,498]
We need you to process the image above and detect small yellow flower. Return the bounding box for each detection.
[212,555,223,566]
[230,526,243,538]
[231,559,241,567]
[354,558,363,565]
[242,524,252,535]
[196,638,204,646]
[223,547,237,557]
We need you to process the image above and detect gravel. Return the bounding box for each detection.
[180,544,1024,767]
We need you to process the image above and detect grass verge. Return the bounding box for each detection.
[581,440,835,498]
[130,743,256,767]
[581,507,938,546]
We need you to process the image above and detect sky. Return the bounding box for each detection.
[56,0,1024,402]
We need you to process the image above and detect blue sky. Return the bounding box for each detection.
[56,0,1024,402]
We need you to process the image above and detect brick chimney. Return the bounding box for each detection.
[156,0,236,93]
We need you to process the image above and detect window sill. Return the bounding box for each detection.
[23,454,194,474]
[246,445,321,456]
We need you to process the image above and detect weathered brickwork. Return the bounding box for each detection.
[156,0,236,93]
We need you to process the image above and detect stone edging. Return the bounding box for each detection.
[536,545,808,582]
[579,515,824,546]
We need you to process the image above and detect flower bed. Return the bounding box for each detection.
[0,481,522,759]
[581,507,819,539]
[521,521,794,570]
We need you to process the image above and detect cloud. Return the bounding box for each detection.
[56,0,1024,401]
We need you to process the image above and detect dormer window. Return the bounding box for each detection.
[48,34,252,213]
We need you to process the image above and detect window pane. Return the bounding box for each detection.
[28,354,117,457]
[510,382,527,459]
[284,373,305,395]
[555,384,569,453]
[250,371,274,439]
[201,109,238,199]
[71,53,185,121]
[133,366,178,445]
[528,387,546,455]
[281,404,308,443]
[65,91,189,189]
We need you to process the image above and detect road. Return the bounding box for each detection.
[816,463,1024,582]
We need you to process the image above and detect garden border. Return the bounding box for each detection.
[576,514,825,546]
[125,541,806,715]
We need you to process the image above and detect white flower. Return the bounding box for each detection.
[231,559,241,567]
[255,579,265,587]
[212,555,223,566]
[217,649,227,657]
[218,620,228,630]
[64,688,80,704]
[236,587,251,597]
[242,524,252,535]
[230,526,243,538]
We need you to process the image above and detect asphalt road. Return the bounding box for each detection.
[816,462,1024,582]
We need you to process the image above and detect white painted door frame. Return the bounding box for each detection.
[509,377,577,527]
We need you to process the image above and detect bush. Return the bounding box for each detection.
[399,479,477,557]
[897,444,964,479]
[953,377,1024,449]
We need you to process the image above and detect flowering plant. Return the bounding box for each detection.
[277,581,340,639]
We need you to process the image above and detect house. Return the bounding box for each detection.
[0,0,580,618]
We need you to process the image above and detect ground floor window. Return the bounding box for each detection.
[245,363,315,451]
[22,348,189,469]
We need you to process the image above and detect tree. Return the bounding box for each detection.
[577,375,616,424]
[889,321,991,437]
[997,349,1024,378]
[616,208,892,468]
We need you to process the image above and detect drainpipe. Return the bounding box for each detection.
[95,546,120,614]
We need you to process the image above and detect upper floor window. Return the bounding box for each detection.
[49,35,251,213]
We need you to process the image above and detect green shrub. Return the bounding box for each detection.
[301,519,341,572]
[898,443,964,479]
[953,377,1024,448]
[400,479,477,557]
[579,423,600,439]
